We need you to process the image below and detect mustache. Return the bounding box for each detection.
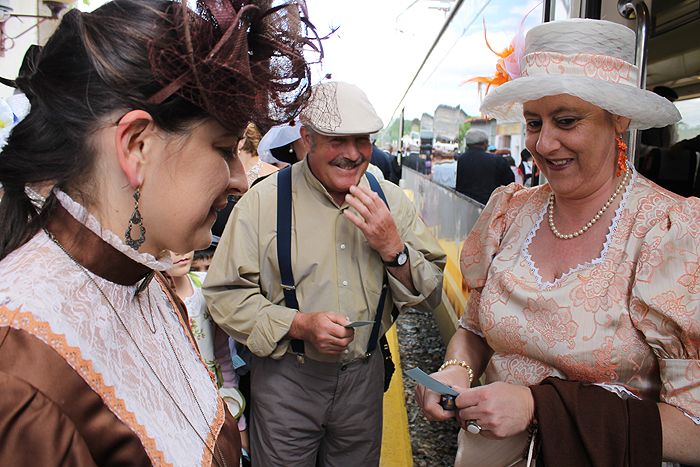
[331,156,367,169]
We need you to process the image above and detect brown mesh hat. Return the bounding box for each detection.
[148,0,321,133]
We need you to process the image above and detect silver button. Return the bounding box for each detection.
[342,280,348,286]
[340,244,346,250]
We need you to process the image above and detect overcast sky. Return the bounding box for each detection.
[77,0,700,127]
[78,0,543,123]
[304,0,544,123]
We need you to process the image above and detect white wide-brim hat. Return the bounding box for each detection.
[258,118,302,163]
[300,81,383,136]
[480,19,681,130]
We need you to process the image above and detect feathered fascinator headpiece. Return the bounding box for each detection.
[465,3,541,94]
[148,0,322,133]
[464,7,534,94]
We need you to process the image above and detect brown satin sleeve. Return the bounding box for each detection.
[0,326,152,466]
[531,377,662,467]
[0,371,97,467]
[212,407,242,467]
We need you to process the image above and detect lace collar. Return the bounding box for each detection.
[50,189,172,282]
[521,168,637,290]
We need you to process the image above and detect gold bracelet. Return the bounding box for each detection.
[439,359,473,386]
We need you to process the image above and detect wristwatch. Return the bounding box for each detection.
[383,244,408,267]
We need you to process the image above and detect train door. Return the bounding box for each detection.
[561,0,700,196]
[634,0,700,196]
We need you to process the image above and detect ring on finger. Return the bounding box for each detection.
[466,420,482,435]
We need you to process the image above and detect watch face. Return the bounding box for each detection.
[397,251,408,266]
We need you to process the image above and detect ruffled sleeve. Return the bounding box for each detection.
[459,183,528,335]
[630,197,700,422]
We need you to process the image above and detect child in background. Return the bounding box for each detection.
[190,242,217,272]
[166,251,249,461]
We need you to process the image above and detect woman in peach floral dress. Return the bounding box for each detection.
[417,19,699,466]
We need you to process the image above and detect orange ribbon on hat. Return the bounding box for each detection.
[464,4,539,95]
[464,20,516,93]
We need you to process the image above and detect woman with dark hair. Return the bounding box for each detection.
[0,1,316,465]
[519,148,534,187]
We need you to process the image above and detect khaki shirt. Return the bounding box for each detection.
[204,158,446,363]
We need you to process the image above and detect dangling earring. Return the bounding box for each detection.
[615,136,627,177]
[125,188,146,250]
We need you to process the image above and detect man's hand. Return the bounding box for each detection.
[343,185,403,262]
[288,312,354,355]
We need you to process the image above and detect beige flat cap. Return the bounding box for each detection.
[300,81,383,136]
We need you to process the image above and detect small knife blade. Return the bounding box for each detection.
[405,367,459,396]
[343,320,375,329]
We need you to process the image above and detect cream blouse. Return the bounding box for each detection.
[0,190,228,465]
[459,172,700,423]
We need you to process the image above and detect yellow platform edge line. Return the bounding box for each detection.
[380,325,413,467]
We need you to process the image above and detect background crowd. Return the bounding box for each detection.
[0,2,698,467]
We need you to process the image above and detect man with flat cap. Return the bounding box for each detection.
[204,81,445,466]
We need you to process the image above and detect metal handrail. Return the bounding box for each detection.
[618,0,651,164]
[543,0,555,22]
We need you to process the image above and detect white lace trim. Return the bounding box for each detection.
[521,168,637,290]
[457,317,485,338]
[246,159,264,187]
[55,189,171,271]
[594,382,640,399]
[594,383,700,425]
[0,234,220,466]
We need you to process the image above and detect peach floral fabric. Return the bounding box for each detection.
[521,52,638,87]
[459,174,700,422]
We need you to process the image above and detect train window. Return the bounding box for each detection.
[676,98,700,140]
[552,0,574,20]
[646,0,700,103]
[631,1,700,196]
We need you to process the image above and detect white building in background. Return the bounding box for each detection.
[495,120,525,164]
[420,112,434,141]
[466,117,525,164]
[433,104,467,142]
[0,0,71,97]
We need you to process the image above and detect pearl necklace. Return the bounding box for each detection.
[548,168,630,240]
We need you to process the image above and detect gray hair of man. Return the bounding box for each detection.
[464,129,490,146]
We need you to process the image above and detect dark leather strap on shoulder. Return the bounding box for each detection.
[276,167,304,355]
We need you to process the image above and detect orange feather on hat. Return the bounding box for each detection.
[464,5,537,95]
[464,19,516,94]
